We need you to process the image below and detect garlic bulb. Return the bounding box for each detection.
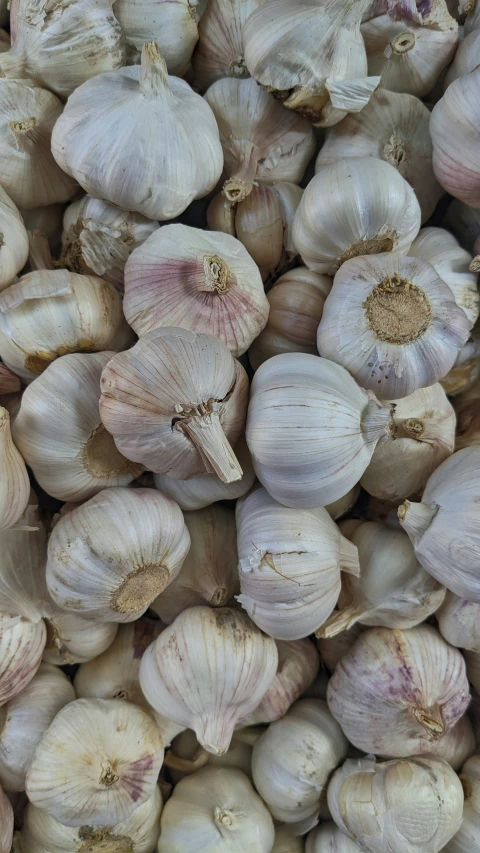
[326,624,470,757]
[236,486,360,639]
[164,727,262,784]
[315,90,443,222]
[0,0,126,99]
[293,158,421,274]
[0,613,46,706]
[52,43,223,221]
[317,253,472,399]
[0,186,29,293]
[26,698,164,827]
[442,753,480,853]
[157,767,275,853]
[152,504,238,623]
[246,353,392,508]
[438,592,480,653]
[454,378,480,449]
[123,224,269,356]
[316,624,364,673]
[306,824,362,852]
[431,714,476,772]
[0,662,75,791]
[113,0,198,73]
[361,385,456,500]
[444,28,480,89]
[251,699,349,829]
[398,447,480,601]
[248,267,332,370]
[43,606,118,666]
[61,195,160,292]
[327,755,464,853]
[100,328,248,483]
[0,364,20,395]
[0,785,12,853]
[13,352,143,502]
[274,826,306,853]
[19,204,65,254]
[139,606,278,755]
[0,407,29,530]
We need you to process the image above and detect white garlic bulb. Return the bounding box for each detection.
[0,186,29,293]
[0,613,46,706]
[140,606,278,755]
[326,624,470,757]
[123,224,269,356]
[100,328,248,483]
[327,755,464,853]
[293,158,421,274]
[273,826,306,853]
[442,753,480,853]
[13,352,143,502]
[26,698,164,827]
[0,785,12,853]
[316,624,364,673]
[236,486,360,640]
[113,0,198,73]
[251,699,349,829]
[438,592,480,653]
[246,353,392,508]
[52,43,223,221]
[0,407,29,530]
[306,823,362,852]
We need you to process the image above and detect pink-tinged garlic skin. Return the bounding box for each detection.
[0,614,46,706]
[0,365,20,395]
[438,592,480,654]
[0,784,13,853]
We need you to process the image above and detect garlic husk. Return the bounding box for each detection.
[248,267,332,370]
[442,753,480,853]
[52,43,223,221]
[61,195,160,292]
[0,185,29,293]
[19,787,163,853]
[123,224,269,357]
[151,504,238,623]
[0,0,126,100]
[273,825,306,853]
[246,353,392,508]
[19,204,65,254]
[293,158,421,275]
[327,754,464,853]
[361,385,456,500]
[139,606,278,755]
[236,485,360,639]
[438,592,480,653]
[157,766,275,853]
[0,613,46,706]
[316,625,364,673]
[317,253,472,399]
[0,364,20,395]
[316,90,443,222]
[398,447,480,601]
[454,378,480,449]
[113,0,198,74]
[47,487,190,622]
[306,823,363,852]
[165,727,262,785]
[13,352,143,502]
[26,698,163,827]
[100,327,248,483]
[326,624,470,757]
[444,28,480,88]
[0,406,29,530]
[430,714,476,772]
[0,785,12,853]
[251,699,349,828]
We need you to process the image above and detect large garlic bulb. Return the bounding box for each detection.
[0,407,29,530]
[443,754,480,853]
[327,755,464,853]
[26,699,164,827]
[236,486,360,639]
[326,624,470,757]
[123,224,269,356]
[246,353,392,508]
[13,352,143,502]
[306,824,363,852]
[293,158,421,274]
[0,785,12,853]
[0,186,29,293]
[100,328,248,483]
[139,606,278,755]
[113,0,198,73]
[438,592,480,653]
[0,613,46,706]
[152,504,238,623]
[52,43,223,221]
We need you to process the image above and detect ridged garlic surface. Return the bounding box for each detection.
[0,186,29,293]
[113,0,198,73]
[13,352,143,502]
[438,592,480,653]
[123,224,269,356]
[26,698,164,827]
[293,158,421,275]
[0,613,46,706]
[443,753,480,853]
[306,823,362,852]
[139,606,278,755]
[326,624,470,757]
[0,406,29,530]
[52,43,223,221]
[0,785,12,853]
[236,486,360,639]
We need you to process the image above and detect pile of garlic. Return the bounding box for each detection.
[1,1,480,852]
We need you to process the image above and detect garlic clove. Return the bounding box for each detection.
[0,784,13,853]
[437,592,480,653]
[0,613,46,707]
[0,407,29,530]
[0,185,29,294]
[0,364,20,395]
[113,0,198,75]
[306,822,363,852]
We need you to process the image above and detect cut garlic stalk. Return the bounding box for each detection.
[0,407,29,530]
[442,753,480,853]
[0,613,46,706]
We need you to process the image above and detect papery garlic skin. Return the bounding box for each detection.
[0,785,12,853]
[442,323,480,397]
[0,406,29,530]
[113,0,198,74]
[52,43,223,222]
[140,606,278,755]
[293,158,421,275]
[26,698,164,827]
[325,486,360,521]
[327,624,470,757]
[236,486,360,639]
[0,186,29,293]
[0,613,46,706]
[306,823,363,852]
[438,592,480,653]
[327,755,464,853]
[442,753,480,853]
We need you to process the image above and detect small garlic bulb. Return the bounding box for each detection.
[26,698,164,827]
[123,224,269,356]
[43,606,118,666]
[0,785,12,853]
[100,328,248,483]
[152,504,238,623]
[157,767,274,853]
[139,606,278,755]
[113,0,198,74]
[0,407,29,530]
[0,613,46,706]
[316,624,364,673]
[0,186,29,293]
[293,158,421,275]
[236,486,360,639]
[327,755,464,853]
[326,624,470,757]
[437,592,480,653]
[454,378,480,449]
[251,699,348,829]
[52,43,223,221]
[13,352,143,502]
[246,353,392,508]
[0,364,20,395]
[273,826,306,853]
[306,823,363,852]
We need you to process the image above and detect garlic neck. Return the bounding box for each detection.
[82,423,142,479]
[363,273,432,344]
[227,56,249,79]
[44,618,74,665]
[140,41,172,100]
[398,499,439,541]
[202,254,231,294]
[361,399,392,448]
[222,142,260,203]
[9,117,38,153]
[391,31,416,54]
[173,403,242,483]
[214,807,238,831]
[209,586,229,606]
[411,704,445,740]
[383,134,408,172]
